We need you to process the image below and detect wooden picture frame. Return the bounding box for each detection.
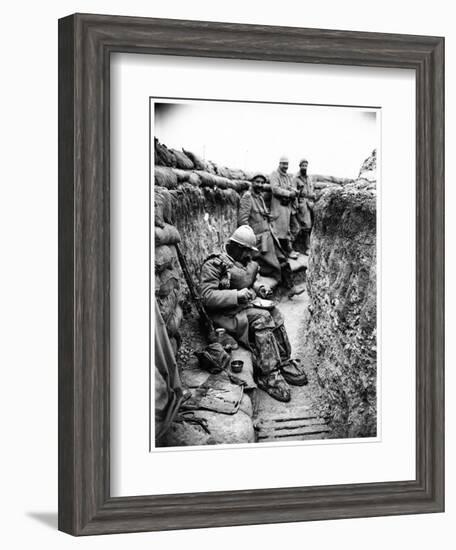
[58,13,444,535]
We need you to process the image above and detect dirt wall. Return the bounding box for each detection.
[305,173,377,438]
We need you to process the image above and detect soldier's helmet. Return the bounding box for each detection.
[228,225,259,252]
[250,172,267,183]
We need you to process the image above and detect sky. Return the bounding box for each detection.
[154,100,378,179]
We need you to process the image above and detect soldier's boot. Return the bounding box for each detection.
[280,261,294,290]
[280,358,308,386]
[273,324,309,386]
[253,327,291,403]
[257,370,291,402]
[281,262,306,299]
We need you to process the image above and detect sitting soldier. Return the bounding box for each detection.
[199,225,308,402]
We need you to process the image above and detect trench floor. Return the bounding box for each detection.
[252,290,331,442]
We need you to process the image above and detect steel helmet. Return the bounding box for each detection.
[229,225,258,252]
[250,172,267,183]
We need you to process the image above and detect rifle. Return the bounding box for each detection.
[175,243,215,335]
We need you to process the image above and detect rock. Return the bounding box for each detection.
[162,409,255,446]
[239,393,253,417]
[358,149,377,182]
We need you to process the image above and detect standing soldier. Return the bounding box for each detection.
[199,225,308,402]
[269,156,298,260]
[238,173,285,285]
[292,158,316,255]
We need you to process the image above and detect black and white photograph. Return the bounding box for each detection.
[153,99,378,448]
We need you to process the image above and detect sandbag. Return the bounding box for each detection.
[155,223,181,246]
[154,187,174,227]
[180,356,211,388]
[154,166,178,189]
[182,148,206,170]
[195,170,216,188]
[217,166,232,179]
[154,139,177,167]
[234,180,250,193]
[170,149,194,170]
[156,274,179,298]
[213,175,231,189]
[171,168,191,183]
[188,172,202,187]
[224,179,237,190]
[222,188,240,206]
[166,304,183,337]
[229,168,246,180]
[163,409,255,446]
[157,288,179,321]
[155,245,177,273]
[206,160,219,174]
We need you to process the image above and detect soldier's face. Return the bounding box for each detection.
[300,162,308,174]
[239,248,253,265]
[279,161,289,173]
[252,178,264,192]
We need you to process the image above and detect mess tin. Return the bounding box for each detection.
[230,360,244,373]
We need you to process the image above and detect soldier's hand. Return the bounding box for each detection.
[237,288,254,304]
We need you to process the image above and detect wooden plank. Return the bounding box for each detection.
[257,418,328,431]
[258,428,331,441]
[258,424,331,438]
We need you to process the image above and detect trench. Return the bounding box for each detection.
[156,152,377,447]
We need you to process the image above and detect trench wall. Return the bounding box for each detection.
[305,182,377,438]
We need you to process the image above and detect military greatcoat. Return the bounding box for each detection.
[292,172,316,230]
[238,190,284,281]
[269,169,296,239]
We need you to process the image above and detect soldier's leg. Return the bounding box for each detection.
[268,307,291,361]
[290,214,300,241]
[244,308,291,402]
[270,306,309,387]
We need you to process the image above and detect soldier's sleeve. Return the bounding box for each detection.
[200,259,239,310]
[270,172,295,199]
[309,178,316,200]
[238,192,251,226]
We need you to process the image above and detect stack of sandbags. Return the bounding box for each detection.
[155,219,184,354]
[153,140,254,201]
[310,174,355,200]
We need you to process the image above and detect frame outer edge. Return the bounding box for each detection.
[58,14,77,535]
[58,13,445,535]
[430,37,445,510]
